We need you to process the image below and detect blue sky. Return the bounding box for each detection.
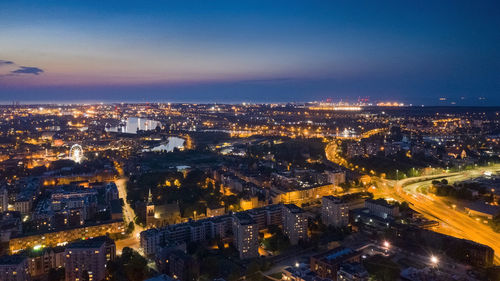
[0,0,499,105]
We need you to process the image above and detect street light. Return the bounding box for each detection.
[430,255,439,266]
[383,241,390,248]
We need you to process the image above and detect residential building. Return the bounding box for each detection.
[64,236,115,281]
[0,187,8,213]
[310,247,361,281]
[232,213,259,259]
[365,199,399,219]
[337,262,369,281]
[0,254,30,281]
[322,196,349,227]
[282,204,308,245]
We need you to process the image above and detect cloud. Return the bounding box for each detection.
[11,66,44,75]
[0,60,45,77]
[0,60,14,66]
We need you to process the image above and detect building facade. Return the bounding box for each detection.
[232,213,259,259]
[0,255,30,281]
[64,236,115,281]
[0,187,8,213]
[282,204,308,245]
[322,196,349,227]
[365,199,399,219]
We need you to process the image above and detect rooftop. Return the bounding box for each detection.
[0,254,26,265]
[366,198,396,209]
[312,247,360,265]
[66,236,113,249]
[233,212,255,225]
[284,204,305,214]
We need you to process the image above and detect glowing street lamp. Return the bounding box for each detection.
[430,255,439,266]
[383,241,390,248]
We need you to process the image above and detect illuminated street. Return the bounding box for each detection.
[327,136,500,264]
[114,171,144,253]
[388,165,500,264]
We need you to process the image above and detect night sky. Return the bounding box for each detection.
[1,0,499,105]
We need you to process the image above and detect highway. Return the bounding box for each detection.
[391,165,500,265]
[325,139,500,264]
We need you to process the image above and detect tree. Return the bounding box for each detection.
[106,247,150,281]
[126,221,135,234]
[246,261,261,275]
[364,255,400,281]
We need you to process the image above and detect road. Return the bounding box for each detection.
[324,128,387,169]
[113,164,144,253]
[391,165,500,265]
[325,139,500,264]
[325,140,348,168]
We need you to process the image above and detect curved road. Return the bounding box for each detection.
[393,166,500,264]
[325,140,500,264]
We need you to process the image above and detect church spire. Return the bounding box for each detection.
[147,188,153,204]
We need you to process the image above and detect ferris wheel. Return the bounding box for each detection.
[69,144,84,163]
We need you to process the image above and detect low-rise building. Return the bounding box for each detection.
[337,262,368,281]
[310,247,361,281]
[365,199,399,219]
[206,205,225,217]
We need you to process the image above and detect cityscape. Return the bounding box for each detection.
[1,1,500,281]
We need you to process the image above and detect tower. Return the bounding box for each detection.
[146,188,155,226]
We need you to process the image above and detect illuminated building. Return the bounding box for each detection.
[273,184,335,205]
[26,246,65,277]
[232,213,258,259]
[322,196,349,227]
[365,199,400,219]
[206,205,225,217]
[146,188,155,227]
[0,187,8,213]
[9,220,124,253]
[282,204,308,245]
[0,254,30,281]
[64,236,115,281]
[325,171,346,185]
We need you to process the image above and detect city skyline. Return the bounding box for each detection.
[0,2,499,279]
[1,1,499,105]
